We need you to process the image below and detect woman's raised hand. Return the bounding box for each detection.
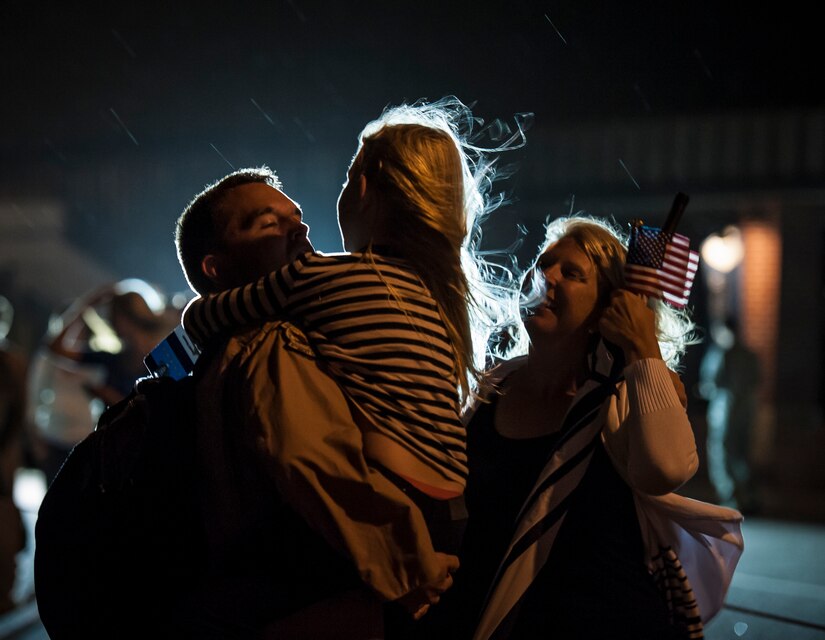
[597,290,662,365]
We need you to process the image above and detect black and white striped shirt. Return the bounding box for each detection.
[183,251,467,486]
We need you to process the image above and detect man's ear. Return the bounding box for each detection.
[201,254,222,284]
[358,173,368,199]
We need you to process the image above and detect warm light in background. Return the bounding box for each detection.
[741,219,782,469]
[700,219,781,469]
[700,225,745,273]
[700,225,745,322]
[739,220,782,404]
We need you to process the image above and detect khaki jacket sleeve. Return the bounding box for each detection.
[238,324,442,602]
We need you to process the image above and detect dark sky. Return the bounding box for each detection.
[3,1,820,152]
[1,0,820,292]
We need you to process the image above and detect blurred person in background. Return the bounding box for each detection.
[700,316,762,512]
[0,295,28,614]
[31,280,174,484]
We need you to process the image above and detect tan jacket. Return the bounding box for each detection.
[196,319,441,602]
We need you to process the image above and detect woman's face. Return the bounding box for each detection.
[526,237,602,346]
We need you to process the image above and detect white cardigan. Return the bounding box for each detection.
[469,348,744,640]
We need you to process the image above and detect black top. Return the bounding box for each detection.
[433,393,684,640]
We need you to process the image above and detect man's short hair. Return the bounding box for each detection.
[175,167,282,295]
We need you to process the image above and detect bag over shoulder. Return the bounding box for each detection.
[34,373,204,638]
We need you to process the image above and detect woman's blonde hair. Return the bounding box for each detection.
[355,97,523,400]
[499,215,697,368]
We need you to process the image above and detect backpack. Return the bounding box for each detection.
[34,373,205,638]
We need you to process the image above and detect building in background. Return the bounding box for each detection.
[514,107,825,520]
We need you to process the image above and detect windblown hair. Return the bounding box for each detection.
[175,167,282,295]
[354,98,521,400]
[499,216,697,368]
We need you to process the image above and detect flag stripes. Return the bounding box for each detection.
[624,226,699,308]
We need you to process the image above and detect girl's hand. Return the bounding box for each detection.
[597,290,662,365]
[396,552,459,618]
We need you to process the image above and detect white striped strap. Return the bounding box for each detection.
[474,341,624,640]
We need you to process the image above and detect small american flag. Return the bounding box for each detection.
[624,225,699,308]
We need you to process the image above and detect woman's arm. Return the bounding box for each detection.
[599,290,698,495]
[182,250,357,346]
[181,252,315,346]
[47,285,115,361]
[619,358,699,494]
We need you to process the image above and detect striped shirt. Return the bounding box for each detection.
[183,251,467,487]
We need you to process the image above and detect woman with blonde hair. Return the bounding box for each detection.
[439,216,743,639]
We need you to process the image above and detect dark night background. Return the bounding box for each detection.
[1,0,821,296]
[3,4,825,637]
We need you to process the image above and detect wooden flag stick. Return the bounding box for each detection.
[663,192,689,234]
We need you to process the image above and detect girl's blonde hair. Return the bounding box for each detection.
[355,98,523,400]
[499,216,697,368]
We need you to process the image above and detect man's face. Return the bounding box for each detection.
[208,182,312,288]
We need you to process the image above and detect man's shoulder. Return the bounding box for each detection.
[196,320,316,401]
[222,320,315,366]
